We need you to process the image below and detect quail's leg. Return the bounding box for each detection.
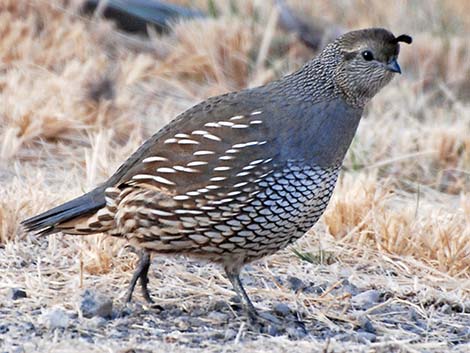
[125,250,154,303]
[225,268,260,322]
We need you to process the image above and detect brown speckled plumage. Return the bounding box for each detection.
[22,28,411,323]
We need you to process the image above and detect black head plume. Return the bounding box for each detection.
[394,34,412,44]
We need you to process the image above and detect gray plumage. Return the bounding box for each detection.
[22,28,412,324]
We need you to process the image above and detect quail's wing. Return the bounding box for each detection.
[109,90,279,209]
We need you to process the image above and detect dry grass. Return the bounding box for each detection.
[0,0,469,352]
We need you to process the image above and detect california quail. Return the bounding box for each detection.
[22,28,412,323]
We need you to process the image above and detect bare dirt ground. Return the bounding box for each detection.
[0,1,469,352]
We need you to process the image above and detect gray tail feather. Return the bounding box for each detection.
[21,187,106,236]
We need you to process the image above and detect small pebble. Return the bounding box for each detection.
[340,280,360,296]
[9,288,27,301]
[439,304,452,314]
[43,308,70,329]
[358,316,376,334]
[351,290,380,308]
[273,303,291,317]
[208,311,229,323]
[175,317,190,330]
[286,323,308,340]
[265,324,281,336]
[0,324,9,334]
[224,328,237,340]
[87,316,107,329]
[357,331,377,343]
[307,283,327,294]
[212,300,229,312]
[287,276,305,292]
[80,289,113,319]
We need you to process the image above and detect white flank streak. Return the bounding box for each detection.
[192,130,208,135]
[259,171,273,178]
[226,149,240,154]
[206,185,220,190]
[175,133,190,138]
[232,141,259,149]
[201,206,216,210]
[219,156,234,160]
[204,133,221,142]
[236,171,250,177]
[204,122,220,128]
[178,139,199,145]
[151,209,174,217]
[250,120,263,125]
[143,156,168,163]
[218,121,234,127]
[233,181,249,188]
[219,198,233,204]
[214,166,231,171]
[157,167,176,173]
[210,176,227,182]
[243,165,256,170]
[250,159,264,165]
[194,150,215,156]
[132,174,175,185]
[229,115,244,120]
[187,161,208,167]
[186,191,200,196]
[258,140,267,145]
[197,188,209,193]
[263,158,273,164]
[232,124,249,129]
[164,138,178,144]
[173,166,199,173]
[250,110,262,115]
[175,209,203,215]
[174,195,190,201]
[227,191,242,196]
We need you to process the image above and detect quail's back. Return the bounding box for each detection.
[22,28,412,318]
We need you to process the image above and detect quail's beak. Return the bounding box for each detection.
[386,58,402,74]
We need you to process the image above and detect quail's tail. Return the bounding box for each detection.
[21,186,114,236]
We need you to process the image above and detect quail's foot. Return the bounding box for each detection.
[245,308,307,337]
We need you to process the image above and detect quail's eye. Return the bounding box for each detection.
[361,50,374,61]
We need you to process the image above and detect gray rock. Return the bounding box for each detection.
[286,323,308,340]
[224,328,237,340]
[80,289,113,319]
[439,304,452,314]
[358,315,376,334]
[43,308,70,329]
[351,290,381,309]
[87,316,107,328]
[340,280,360,296]
[174,316,190,330]
[287,276,305,292]
[273,303,291,316]
[208,311,229,323]
[9,288,27,300]
[212,300,229,311]
[357,331,377,343]
[306,283,327,294]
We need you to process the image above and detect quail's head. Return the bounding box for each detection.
[331,28,412,103]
